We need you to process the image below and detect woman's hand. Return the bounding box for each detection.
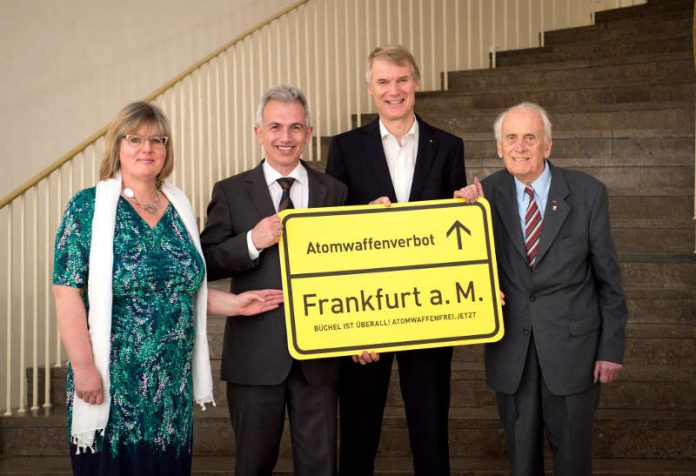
[53,284,104,405]
[73,364,104,405]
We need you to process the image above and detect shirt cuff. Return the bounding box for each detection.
[246,230,261,260]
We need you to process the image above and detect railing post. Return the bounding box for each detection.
[44,177,52,411]
[18,196,26,415]
[5,203,13,416]
[31,186,39,414]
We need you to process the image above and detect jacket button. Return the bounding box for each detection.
[523,329,530,335]
[529,295,536,302]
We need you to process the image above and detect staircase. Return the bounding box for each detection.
[2,0,695,474]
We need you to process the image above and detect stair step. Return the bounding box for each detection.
[422,106,694,135]
[496,34,691,67]
[620,252,696,289]
[449,52,694,93]
[544,16,692,46]
[611,227,694,253]
[388,362,696,411]
[2,455,695,475]
[462,49,693,76]
[596,0,693,23]
[420,82,695,113]
[465,163,693,188]
[626,287,696,324]
[450,64,696,98]
[378,407,696,460]
[465,156,693,170]
[461,130,694,163]
[444,323,696,366]
[4,405,694,460]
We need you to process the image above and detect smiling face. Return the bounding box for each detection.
[118,122,167,185]
[254,99,313,176]
[497,107,552,185]
[367,58,420,124]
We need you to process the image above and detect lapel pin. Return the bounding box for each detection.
[551,200,558,211]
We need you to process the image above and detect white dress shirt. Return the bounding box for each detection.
[246,160,309,258]
[379,116,419,203]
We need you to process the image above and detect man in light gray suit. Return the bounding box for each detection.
[455,102,628,475]
[201,85,347,476]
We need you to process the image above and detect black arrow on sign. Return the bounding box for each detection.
[446,220,472,250]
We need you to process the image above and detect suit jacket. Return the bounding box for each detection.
[482,161,628,396]
[200,160,348,386]
[325,116,466,204]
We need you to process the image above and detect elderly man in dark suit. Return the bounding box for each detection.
[201,85,347,476]
[325,45,466,476]
[455,102,628,475]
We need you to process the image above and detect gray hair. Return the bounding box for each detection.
[493,102,553,142]
[256,84,311,127]
[366,45,421,84]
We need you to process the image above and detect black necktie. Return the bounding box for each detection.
[277,177,295,211]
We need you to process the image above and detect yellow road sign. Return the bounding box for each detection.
[279,198,504,359]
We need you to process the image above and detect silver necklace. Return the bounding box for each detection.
[123,187,161,215]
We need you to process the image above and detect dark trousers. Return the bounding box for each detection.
[227,361,338,476]
[496,335,600,476]
[338,347,452,476]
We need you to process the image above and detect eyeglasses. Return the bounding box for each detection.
[122,134,169,148]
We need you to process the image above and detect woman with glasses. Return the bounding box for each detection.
[52,101,283,475]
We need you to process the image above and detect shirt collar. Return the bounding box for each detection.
[514,160,552,200]
[378,115,419,141]
[262,160,307,186]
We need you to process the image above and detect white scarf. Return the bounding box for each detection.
[72,174,214,453]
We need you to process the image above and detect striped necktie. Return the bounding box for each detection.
[277,177,295,211]
[524,186,542,268]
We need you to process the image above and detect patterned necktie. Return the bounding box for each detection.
[524,186,542,268]
[277,177,295,211]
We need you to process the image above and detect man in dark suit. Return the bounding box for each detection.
[201,85,347,476]
[455,102,628,475]
[325,45,466,476]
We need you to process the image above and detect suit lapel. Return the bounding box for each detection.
[246,161,276,217]
[305,161,328,207]
[363,119,398,200]
[494,173,527,261]
[535,162,570,266]
[409,116,436,201]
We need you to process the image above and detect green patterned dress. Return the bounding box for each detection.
[53,187,205,475]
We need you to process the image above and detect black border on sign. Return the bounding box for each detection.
[280,201,501,355]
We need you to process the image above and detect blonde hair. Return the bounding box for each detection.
[366,45,421,84]
[99,101,174,188]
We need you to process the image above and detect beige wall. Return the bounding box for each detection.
[0,0,297,199]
